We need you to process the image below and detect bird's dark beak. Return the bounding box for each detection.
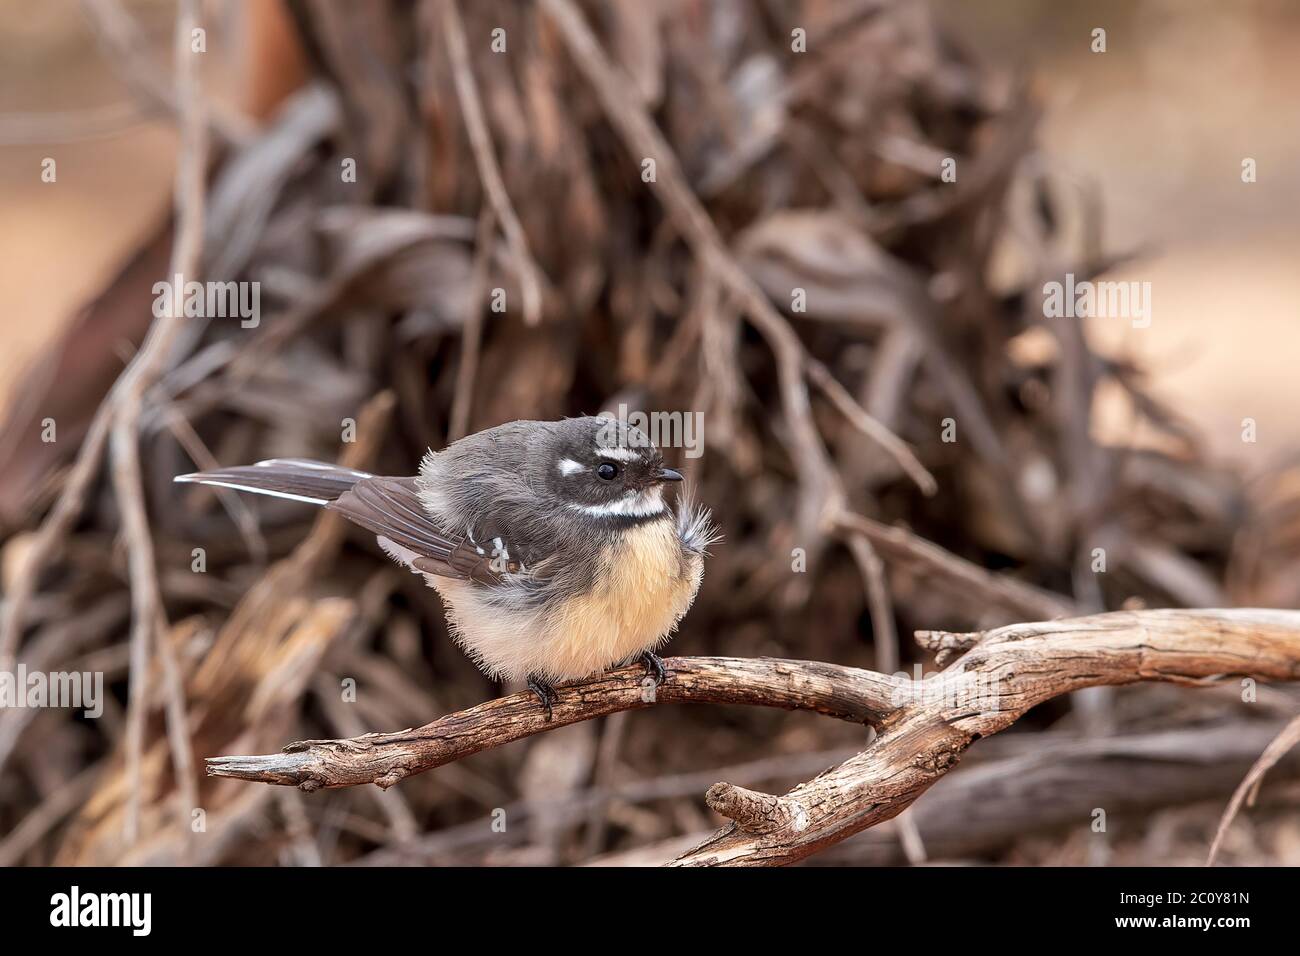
[657,467,684,483]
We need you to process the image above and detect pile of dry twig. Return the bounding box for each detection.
[1,0,1298,867]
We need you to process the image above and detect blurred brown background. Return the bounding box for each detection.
[4,0,1299,465]
[2,0,1299,868]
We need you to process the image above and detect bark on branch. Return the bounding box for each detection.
[207,656,901,790]
[207,609,1300,865]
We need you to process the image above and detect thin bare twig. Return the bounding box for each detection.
[436,0,543,326]
[834,512,1076,629]
[0,764,101,865]
[449,207,496,441]
[154,614,200,863]
[1206,713,1300,866]
[0,411,112,674]
[80,0,253,145]
[165,411,267,563]
[841,529,899,674]
[806,358,937,496]
[0,100,153,146]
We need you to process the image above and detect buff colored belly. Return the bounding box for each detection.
[541,519,702,680]
[431,518,703,682]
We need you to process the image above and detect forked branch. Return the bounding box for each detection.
[209,609,1300,865]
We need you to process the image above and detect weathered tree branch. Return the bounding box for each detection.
[207,657,901,790]
[671,609,1300,865]
[207,609,1300,865]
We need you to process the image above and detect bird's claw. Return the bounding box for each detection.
[526,675,558,721]
[640,650,668,686]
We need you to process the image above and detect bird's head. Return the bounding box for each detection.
[542,416,682,520]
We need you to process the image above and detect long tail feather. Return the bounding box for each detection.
[174,458,373,505]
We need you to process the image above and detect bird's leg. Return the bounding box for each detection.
[526,675,558,721]
[639,650,668,686]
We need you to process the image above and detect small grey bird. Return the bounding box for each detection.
[175,416,717,714]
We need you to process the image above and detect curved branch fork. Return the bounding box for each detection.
[207,610,1300,865]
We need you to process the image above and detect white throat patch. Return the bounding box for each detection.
[569,484,666,519]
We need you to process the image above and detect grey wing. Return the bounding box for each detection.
[327,477,522,585]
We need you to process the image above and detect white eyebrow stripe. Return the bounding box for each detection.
[557,458,585,475]
[172,476,328,506]
[594,446,640,462]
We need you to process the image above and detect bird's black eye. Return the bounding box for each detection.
[596,462,618,480]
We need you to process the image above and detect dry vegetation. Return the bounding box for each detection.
[1,0,1299,867]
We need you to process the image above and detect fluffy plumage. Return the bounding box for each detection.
[175,417,717,684]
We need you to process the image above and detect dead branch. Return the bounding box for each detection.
[596,718,1300,868]
[208,656,902,789]
[672,608,1300,866]
[208,609,1300,865]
